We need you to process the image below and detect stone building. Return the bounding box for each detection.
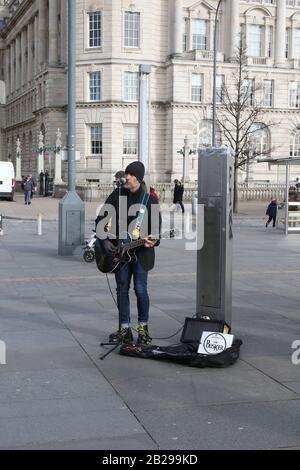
[0,0,300,184]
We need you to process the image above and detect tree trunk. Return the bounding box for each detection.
[233,166,239,213]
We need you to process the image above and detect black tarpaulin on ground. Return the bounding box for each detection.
[120,339,242,368]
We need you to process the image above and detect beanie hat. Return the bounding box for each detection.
[125,161,145,183]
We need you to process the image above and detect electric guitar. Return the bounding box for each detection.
[95,229,178,274]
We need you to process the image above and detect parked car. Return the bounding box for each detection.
[0,162,15,201]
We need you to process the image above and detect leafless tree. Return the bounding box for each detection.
[217,42,277,212]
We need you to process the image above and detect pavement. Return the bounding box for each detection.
[0,195,300,450]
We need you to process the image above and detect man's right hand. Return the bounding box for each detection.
[102,239,117,255]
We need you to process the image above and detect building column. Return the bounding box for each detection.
[5,47,10,94]
[49,0,59,64]
[60,0,67,64]
[38,0,48,69]
[15,35,21,90]
[10,42,15,93]
[171,0,183,56]
[54,128,63,185]
[34,15,39,75]
[229,0,240,58]
[275,0,286,66]
[37,131,45,174]
[21,28,27,87]
[16,138,22,181]
[27,21,33,82]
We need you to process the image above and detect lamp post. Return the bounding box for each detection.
[212,0,223,147]
[58,0,85,256]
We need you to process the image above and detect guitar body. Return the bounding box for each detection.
[95,230,177,274]
[95,237,137,274]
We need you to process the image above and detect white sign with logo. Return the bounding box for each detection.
[198,332,234,355]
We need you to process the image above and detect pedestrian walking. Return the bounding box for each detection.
[23,175,36,205]
[265,198,277,228]
[173,179,185,213]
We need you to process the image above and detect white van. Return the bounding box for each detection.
[0,162,15,201]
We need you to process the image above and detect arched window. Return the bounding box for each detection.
[248,123,270,157]
[290,129,300,157]
[193,120,222,149]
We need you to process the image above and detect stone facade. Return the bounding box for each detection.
[0,0,300,184]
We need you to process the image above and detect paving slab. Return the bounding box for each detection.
[137,399,300,450]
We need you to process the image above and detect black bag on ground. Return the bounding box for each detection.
[119,339,242,368]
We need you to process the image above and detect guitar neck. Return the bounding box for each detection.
[121,230,174,252]
[123,238,154,252]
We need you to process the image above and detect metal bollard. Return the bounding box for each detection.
[37,213,43,236]
[0,214,3,236]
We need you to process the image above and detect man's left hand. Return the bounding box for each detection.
[144,237,156,248]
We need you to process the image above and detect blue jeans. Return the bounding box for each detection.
[115,258,149,326]
[24,190,32,204]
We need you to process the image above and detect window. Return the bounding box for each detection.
[240,23,246,49]
[124,12,140,48]
[88,12,101,48]
[248,123,270,158]
[90,126,102,155]
[191,74,203,102]
[290,82,300,108]
[242,79,254,106]
[123,126,138,155]
[290,130,300,157]
[89,71,101,101]
[194,120,221,149]
[286,28,290,59]
[192,19,208,50]
[216,75,224,104]
[183,19,188,52]
[263,80,274,107]
[267,26,273,58]
[124,72,139,101]
[248,25,263,57]
[294,28,300,59]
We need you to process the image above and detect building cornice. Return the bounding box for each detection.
[0,0,34,38]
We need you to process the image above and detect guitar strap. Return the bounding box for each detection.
[132,192,150,240]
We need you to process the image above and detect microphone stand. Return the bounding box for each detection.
[99,179,125,360]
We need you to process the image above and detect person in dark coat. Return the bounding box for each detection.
[39,171,45,196]
[265,198,277,228]
[95,161,161,346]
[173,179,185,213]
[23,175,36,205]
[44,170,49,197]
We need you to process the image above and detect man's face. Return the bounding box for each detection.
[125,173,138,191]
